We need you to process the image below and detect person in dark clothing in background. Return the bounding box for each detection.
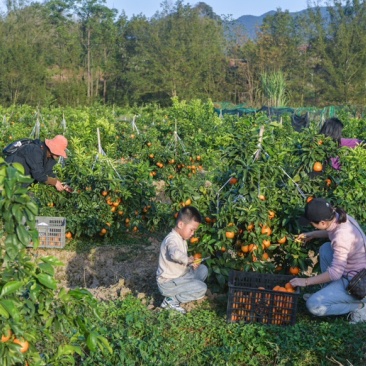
[320,117,363,170]
[5,135,69,192]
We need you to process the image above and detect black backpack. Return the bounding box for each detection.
[2,138,40,157]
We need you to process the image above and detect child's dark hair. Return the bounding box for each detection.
[319,117,344,145]
[177,206,202,224]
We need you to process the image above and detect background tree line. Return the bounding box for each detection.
[0,0,365,108]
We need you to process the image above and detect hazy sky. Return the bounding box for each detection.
[107,0,315,19]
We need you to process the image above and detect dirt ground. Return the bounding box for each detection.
[29,236,219,313]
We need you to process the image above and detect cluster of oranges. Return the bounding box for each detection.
[230,282,298,325]
[101,190,123,214]
[1,329,29,354]
[148,154,203,179]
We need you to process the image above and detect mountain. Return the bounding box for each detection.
[233,7,329,40]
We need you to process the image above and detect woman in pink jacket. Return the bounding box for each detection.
[290,198,366,323]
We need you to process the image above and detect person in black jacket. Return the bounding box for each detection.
[5,135,69,192]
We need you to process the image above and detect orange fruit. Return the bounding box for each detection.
[247,223,254,232]
[318,140,323,145]
[229,177,238,185]
[289,266,300,275]
[185,198,192,206]
[193,253,202,260]
[273,285,281,291]
[65,232,72,240]
[306,196,314,203]
[268,210,275,219]
[261,225,272,236]
[101,190,108,196]
[313,161,323,172]
[190,237,199,244]
[248,244,257,252]
[205,217,212,224]
[278,236,287,245]
[277,286,287,292]
[1,329,12,343]
[325,178,331,187]
[221,247,226,252]
[285,282,295,292]
[258,194,266,201]
[149,154,154,159]
[275,265,283,272]
[262,239,271,249]
[118,210,124,216]
[225,231,235,239]
[261,252,269,261]
[100,228,107,235]
[241,245,249,253]
[13,338,29,353]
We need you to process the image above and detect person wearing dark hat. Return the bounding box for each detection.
[290,198,366,323]
[5,135,69,192]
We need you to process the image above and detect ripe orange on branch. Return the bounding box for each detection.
[13,338,29,353]
[1,329,12,342]
[289,266,300,275]
[313,162,323,172]
[190,237,199,244]
[278,236,287,245]
[225,231,235,239]
[261,225,272,236]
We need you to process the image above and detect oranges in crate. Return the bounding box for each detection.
[229,282,298,325]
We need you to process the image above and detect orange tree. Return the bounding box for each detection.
[0,159,112,365]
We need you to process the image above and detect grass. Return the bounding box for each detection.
[76,295,366,366]
[57,234,366,365]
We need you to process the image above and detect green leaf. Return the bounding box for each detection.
[11,204,24,223]
[38,262,55,276]
[36,274,57,290]
[97,335,113,354]
[0,281,23,297]
[0,299,20,321]
[69,288,93,299]
[0,303,9,318]
[56,344,83,357]
[41,256,64,266]
[26,201,38,215]
[86,332,98,352]
[16,224,30,246]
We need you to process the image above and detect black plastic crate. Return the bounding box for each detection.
[227,270,300,326]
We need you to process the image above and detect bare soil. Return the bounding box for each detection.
[28,236,221,313]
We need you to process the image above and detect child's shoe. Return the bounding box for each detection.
[160,297,186,314]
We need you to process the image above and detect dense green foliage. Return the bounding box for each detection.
[0,158,112,365]
[2,99,366,364]
[2,0,366,107]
